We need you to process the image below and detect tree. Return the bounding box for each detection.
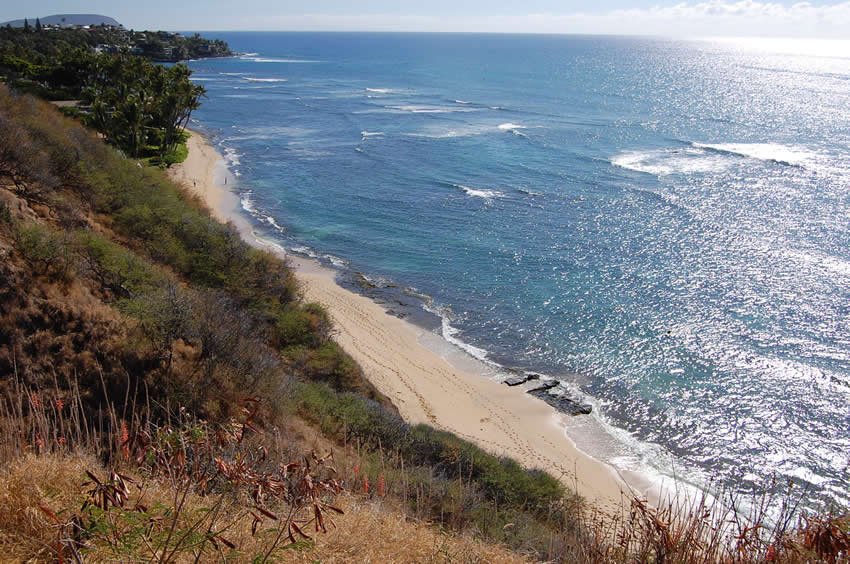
[153,64,205,160]
[81,54,204,160]
[82,54,152,157]
[23,18,30,31]
[35,18,42,32]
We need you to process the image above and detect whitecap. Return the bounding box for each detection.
[498,122,526,131]
[223,147,241,167]
[240,56,320,63]
[613,142,822,176]
[407,129,482,139]
[498,123,530,138]
[452,183,505,199]
[360,131,384,140]
[289,245,319,258]
[244,77,288,83]
[225,126,314,142]
[389,104,477,114]
[612,147,730,176]
[407,123,490,139]
[240,193,255,214]
[692,142,819,167]
[326,254,348,268]
[365,87,395,94]
[262,215,285,232]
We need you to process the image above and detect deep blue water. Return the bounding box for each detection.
[187,33,850,509]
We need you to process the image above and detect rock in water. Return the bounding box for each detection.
[504,375,529,386]
[503,372,540,386]
[526,380,558,393]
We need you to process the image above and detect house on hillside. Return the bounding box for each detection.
[93,44,119,54]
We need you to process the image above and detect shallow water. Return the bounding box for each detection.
[188,33,850,510]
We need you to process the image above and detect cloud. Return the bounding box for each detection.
[235,1,850,37]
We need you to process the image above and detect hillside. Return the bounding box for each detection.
[1,14,122,28]
[0,78,847,561]
[0,84,596,561]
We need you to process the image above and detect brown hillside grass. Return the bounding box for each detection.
[0,430,525,563]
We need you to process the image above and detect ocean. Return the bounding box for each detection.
[186,33,850,510]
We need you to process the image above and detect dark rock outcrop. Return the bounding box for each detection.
[529,388,593,416]
[526,380,558,393]
[504,372,541,386]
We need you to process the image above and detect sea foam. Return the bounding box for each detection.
[612,147,728,176]
[240,56,320,63]
[389,105,477,114]
[497,123,530,138]
[614,142,821,176]
[693,142,818,167]
[452,183,505,199]
[498,122,526,130]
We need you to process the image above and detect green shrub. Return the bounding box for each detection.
[0,201,10,224]
[74,230,164,297]
[295,381,566,514]
[149,138,189,167]
[14,223,71,278]
[276,308,320,348]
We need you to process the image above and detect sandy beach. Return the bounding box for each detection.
[171,130,636,512]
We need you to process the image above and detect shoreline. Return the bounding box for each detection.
[170,129,650,513]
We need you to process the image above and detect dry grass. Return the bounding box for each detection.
[288,496,528,563]
[0,380,528,563]
[0,378,847,563]
[0,453,94,561]
[0,453,526,563]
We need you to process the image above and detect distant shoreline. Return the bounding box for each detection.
[170,128,653,513]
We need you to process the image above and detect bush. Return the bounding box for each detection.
[275,306,325,348]
[148,136,189,167]
[0,200,10,223]
[14,223,71,278]
[74,230,165,297]
[295,382,566,514]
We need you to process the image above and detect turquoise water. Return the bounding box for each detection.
[187,33,850,509]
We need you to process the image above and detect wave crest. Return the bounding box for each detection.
[612,142,822,176]
[693,142,818,167]
[451,183,505,199]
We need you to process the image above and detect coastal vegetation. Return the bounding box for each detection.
[0,22,231,62]
[0,70,848,561]
[0,23,220,163]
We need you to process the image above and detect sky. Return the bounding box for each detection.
[3,0,850,37]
